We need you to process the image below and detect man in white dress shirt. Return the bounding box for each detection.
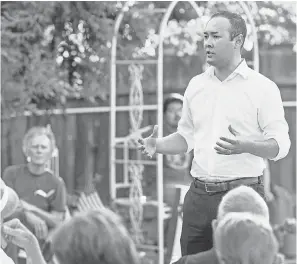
[138,11,291,255]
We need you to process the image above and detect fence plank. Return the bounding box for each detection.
[63,114,76,193]
[1,119,11,171]
[74,113,96,192]
[9,116,27,165]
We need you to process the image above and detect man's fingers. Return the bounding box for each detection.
[214,146,232,155]
[3,219,21,229]
[214,146,227,153]
[216,141,233,150]
[138,138,144,145]
[151,125,158,138]
[142,150,151,156]
[3,226,22,237]
[138,146,145,151]
[219,137,237,145]
[228,125,239,136]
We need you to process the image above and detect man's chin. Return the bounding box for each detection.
[206,58,215,66]
[32,160,47,166]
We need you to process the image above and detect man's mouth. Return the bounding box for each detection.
[206,51,214,55]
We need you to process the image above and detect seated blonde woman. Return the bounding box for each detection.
[3,126,67,261]
[50,208,140,264]
[214,212,279,264]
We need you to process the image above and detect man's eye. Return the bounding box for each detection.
[214,36,220,39]
[204,35,208,39]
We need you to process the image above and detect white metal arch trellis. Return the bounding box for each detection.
[110,2,259,264]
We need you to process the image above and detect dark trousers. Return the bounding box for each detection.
[180,177,266,256]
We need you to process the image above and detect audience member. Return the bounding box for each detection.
[3,126,67,237]
[172,185,269,264]
[51,208,140,264]
[214,212,278,264]
[3,126,67,262]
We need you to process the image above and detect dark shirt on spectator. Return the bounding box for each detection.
[3,164,66,213]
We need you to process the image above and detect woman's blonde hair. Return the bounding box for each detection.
[51,208,140,264]
[22,125,56,157]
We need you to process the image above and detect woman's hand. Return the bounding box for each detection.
[2,218,37,250]
[25,211,48,240]
[3,218,47,264]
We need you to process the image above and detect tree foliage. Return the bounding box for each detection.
[1,1,296,117]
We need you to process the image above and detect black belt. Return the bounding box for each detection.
[193,175,263,193]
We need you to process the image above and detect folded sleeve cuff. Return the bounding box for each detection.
[266,134,291,161]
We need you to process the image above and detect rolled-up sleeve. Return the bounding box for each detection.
[177,84,195,153]
[258,82,291,161]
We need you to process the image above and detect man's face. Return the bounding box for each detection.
[164,101,182,128]
[204,17,236,67]
[27,134,52,165]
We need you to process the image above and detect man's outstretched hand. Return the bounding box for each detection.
[215,125,250,155]
[138,125,158,158]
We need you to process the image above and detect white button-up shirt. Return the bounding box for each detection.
[177,60,291,181]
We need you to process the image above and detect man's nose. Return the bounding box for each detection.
[204,39,214,48]
[36,147,42,153]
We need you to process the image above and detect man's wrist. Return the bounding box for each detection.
[240,137,279,159]
[155,138,160,153]
[241,138,254,154]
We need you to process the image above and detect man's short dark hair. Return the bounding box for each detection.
[163,93,183,113]
[211,11,247,48]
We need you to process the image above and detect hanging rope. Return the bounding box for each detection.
[128,64,144,133]
[129,164,144,243]
[128,63,145,243]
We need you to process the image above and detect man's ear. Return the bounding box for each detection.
[234,34,244,49]
[212,219,218,232]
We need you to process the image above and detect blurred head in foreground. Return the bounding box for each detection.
[51,208,139,264]
[214,212,278,264]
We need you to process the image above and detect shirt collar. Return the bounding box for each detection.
[233,59,250,79]
[205,59,250,80]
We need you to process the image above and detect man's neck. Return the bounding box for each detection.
[164,122,177,133]
[214,55,243,82]
[27,163,46,175]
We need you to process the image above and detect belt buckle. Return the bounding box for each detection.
[205,183,217,193]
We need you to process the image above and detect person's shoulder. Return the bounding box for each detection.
[3,164,27,179]
[185,71,210,96]
[189,71,210,84]
[186,248,218,264]
[248,69,278,89]
[44,170,65,187]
